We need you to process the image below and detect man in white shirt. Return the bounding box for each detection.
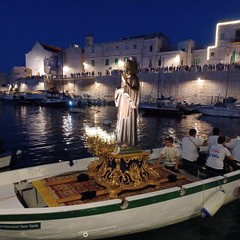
[181,129,207,163]
[225,137,240,162]
[181,128,208,175]
[206,136,236,175]
[208,127,220,152]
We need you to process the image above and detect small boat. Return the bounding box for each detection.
[197,97,240,118]
[140,96,183,117]
[40,90,67,108]
[19,91,44,105]
[0,151,11,168]
[0,149,22,170]
[0,92,22,103]
[0,147,239,240]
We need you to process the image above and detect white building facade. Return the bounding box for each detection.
[22,19,240,80]
[207,20,240,65]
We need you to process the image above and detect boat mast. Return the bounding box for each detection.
[62,48,64,93]
[160,57,164,98]
[225,68,230,99]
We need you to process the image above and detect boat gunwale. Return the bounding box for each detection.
[0,171,239,221]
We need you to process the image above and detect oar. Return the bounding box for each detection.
[46,173,89,186]
[57,189,108,204]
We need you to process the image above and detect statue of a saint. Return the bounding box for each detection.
[115,58,140,147]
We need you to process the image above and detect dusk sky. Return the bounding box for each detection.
[0,0,239,73]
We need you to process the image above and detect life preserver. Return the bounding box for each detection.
[201,190,226,217]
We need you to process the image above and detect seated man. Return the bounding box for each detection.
[225,137,240,163]
[181,129,208,175]
[156,137,180,172]
[208,127,220,152]
[206,136,237,175]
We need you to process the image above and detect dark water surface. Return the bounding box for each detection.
[0,104,240,239]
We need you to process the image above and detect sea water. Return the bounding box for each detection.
[0,104,240,239]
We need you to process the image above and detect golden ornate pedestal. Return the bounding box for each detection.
[88,150,160,198]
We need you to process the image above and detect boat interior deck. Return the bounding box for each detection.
[17,165,192,208]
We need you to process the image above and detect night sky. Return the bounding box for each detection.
[0,0,239,73]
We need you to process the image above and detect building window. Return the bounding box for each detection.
[211,52,214,56]
[116,46,119,51]
[125,44,129,50]
[158,59,161,67]
[133,44,137,49]
[220,32,225,40]
[236,29,240,41]
[115,58,119,65]
[149,45,153,52]
[193,58,200,65]
[91,47,95,53]
[105,46,109,52]
[105,59,109,66]
[91,60,95,66]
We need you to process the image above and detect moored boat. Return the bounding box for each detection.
[0,151,11,169]
[197,98,240,118]
[0,148,239,240]
[40,90,68,107]
[140,96,183,117]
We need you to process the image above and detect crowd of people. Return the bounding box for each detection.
[156,127,240,177]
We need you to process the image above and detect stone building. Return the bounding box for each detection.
[207,20,240,65]
[5,19,240,103]
[83,33,189,76]
[25,42,84,78]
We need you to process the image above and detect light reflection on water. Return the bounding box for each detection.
[1,104,240,167]
[1,104,240,239]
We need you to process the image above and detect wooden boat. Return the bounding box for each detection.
[0,148,239,239]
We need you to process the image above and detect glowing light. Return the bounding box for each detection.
[175,55,180,64]
[83,62,88,70]
[63,66,69,75]
[95,81,100,86]
[207,19,240,60]
[118,60,124,68]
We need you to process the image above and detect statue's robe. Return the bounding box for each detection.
[115,74,140,146]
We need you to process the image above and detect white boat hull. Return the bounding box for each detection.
[0,150,239,239]
[0,153,11,168]
[198,106,240,118]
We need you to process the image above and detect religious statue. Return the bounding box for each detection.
[115,57,140,147]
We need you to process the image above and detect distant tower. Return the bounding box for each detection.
[86,35,94,45]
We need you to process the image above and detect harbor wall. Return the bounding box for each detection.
[51,69,240,105]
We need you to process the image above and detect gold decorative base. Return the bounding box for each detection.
[88,150,161,198]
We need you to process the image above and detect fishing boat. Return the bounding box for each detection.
[0,146,239,240]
